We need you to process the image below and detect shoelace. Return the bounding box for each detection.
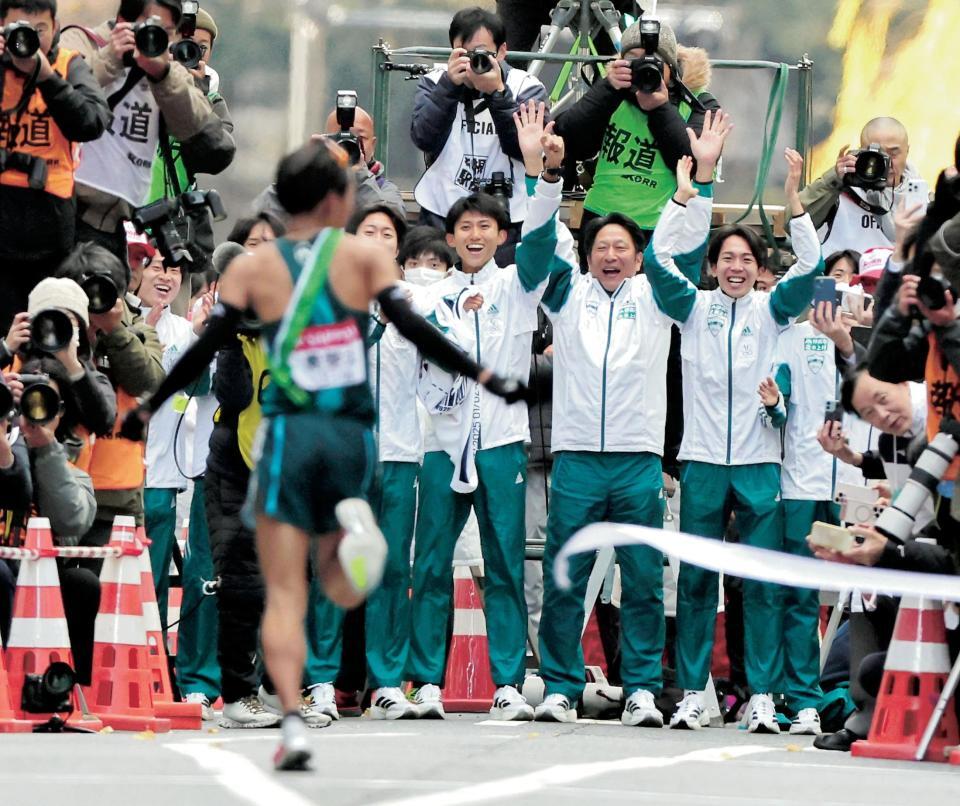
[240,696,267,714]
[680,696,702,716]
[752,698,776,722]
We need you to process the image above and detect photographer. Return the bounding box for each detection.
[0,0,110,332]
[0,357,101,683]
[147,7,235,210]
[800,117,921,256]
[554,18,719,259]
[56,242,164,555]
[61,0,225,262]
[411,6,549,263]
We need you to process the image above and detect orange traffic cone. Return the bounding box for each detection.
[852,596,959,762]
[135,527,201,730]
[441,565,495,712]
[952,746,960,765]
[0,646,31,733]
[82,517,170,733]
[4,518,100,730]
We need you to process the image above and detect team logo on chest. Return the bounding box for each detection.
[803,336,828,374]
[617,301,637,320]
[707,303,727,336]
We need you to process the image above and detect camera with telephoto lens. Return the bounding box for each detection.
[132,188,226,270]
[17,373,61,425]
[2,20,41,60]
[843,143,890,191]
[80,272,120,315]
[21,662,75,714]
[133,15,168,58]
[629,19,665,94]
[0,147,47,190]
[0,375,13,418]
[478,171,513,214]
[328,90,362,166]
[30,309,73,353]
[170,0,203,69]
[466,46,494,75]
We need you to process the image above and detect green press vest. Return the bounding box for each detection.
[585,97,693,229]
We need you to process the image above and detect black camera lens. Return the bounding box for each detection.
[469,49,493,75]
[0,382,13,419]
[330,132,362,166]
[81,275,119,315]
[134,18,169,58]
[3,22,41,59]
[30,309,73,353]
[856,151,885,182]
[630,58,664,93]
[42,661,76,699]
[171,38,203,69]
[21,382,60,425]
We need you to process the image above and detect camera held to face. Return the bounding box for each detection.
[170,1,203,70]
[843,143,891,191]
[328,90,362,167]
[132,15,169,59]
[466,47,494,75]
[629,19,665,94]
[2,20,41,60]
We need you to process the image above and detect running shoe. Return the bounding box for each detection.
[409,684,446,719]
[369,687,419,720]
[669,690,710,730]
[185,692,215,721]
[219,695,281,729]
[744,692,781,734]
[621,690,664,728]
[489,685,534,721]
[273,712,311,771]
[260,684,337,726]
[789,707,822,736]
[533,693,577,723]
[335,498,388,596]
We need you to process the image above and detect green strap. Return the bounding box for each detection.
[270,229,343,406]
[734,63,789,262]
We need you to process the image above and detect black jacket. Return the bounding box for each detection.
[0,47,110,261]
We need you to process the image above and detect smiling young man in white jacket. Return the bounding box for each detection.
[532,113,730,726]
[407,103,572,721]
[643,135,825,733]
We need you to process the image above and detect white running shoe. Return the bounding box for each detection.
[533,693,577,723]
[489,685,534,721]
[669,690,710,730]
[274,713,311,772]
[409,684,445,719]
[303,683,339,721]
[369,687,419,720]
[335,498,387,596]
[219,695,282,729]
[789,707,822,736]
[744,693,781,734]
[185,692,214,721]
[259,684,337,725]
[621,690,664,728]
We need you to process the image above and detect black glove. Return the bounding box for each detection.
[481,373,531,405]
[118,405,150,442]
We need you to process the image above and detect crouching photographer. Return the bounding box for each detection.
[0,358,101,684]
[56,243,165,564]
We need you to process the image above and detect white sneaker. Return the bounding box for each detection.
[303,683,339,721]
[744,693,781,734]
[789,707,822,735]
[259,684,338,725]
[185,692,214,721]
[533,693,577,723]
[409,684,445,719]
[219,695,282,729]
[621,690,664,728]
[273,713,311,772]
[669,690,710,730]
[369,687,419,720]
[335,498,387,596]
[489,685,534,721]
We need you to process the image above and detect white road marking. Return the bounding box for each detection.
[375,745,780,806]
[167,742,315,806]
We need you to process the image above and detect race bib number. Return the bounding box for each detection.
[288,320,366,392]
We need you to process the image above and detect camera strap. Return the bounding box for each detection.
[106,65,146,111]
[840,187,889,217]
[0,57,41,124]
[157,117,184,197]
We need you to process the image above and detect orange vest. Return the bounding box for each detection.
[75,388,146,491]
[0,47,81,199]
[925,332,960,482]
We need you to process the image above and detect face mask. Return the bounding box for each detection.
[404,266,449,286]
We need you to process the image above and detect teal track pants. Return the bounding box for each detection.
[539,452,665,700]
[178,480,221,697]
[406,444,528,688]
[366,461,419,689]
[782,499,837,711]
[676,461,783,694]
[145,486,178,627]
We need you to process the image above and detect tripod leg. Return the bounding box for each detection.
[528,0,581,77]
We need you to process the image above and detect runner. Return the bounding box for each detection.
[121,138,529,770]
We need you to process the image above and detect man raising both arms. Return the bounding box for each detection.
[121,139,528,771]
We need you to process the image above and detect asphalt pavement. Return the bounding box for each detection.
[1,714,958,806]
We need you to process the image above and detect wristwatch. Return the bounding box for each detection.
[542,166,563,182]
